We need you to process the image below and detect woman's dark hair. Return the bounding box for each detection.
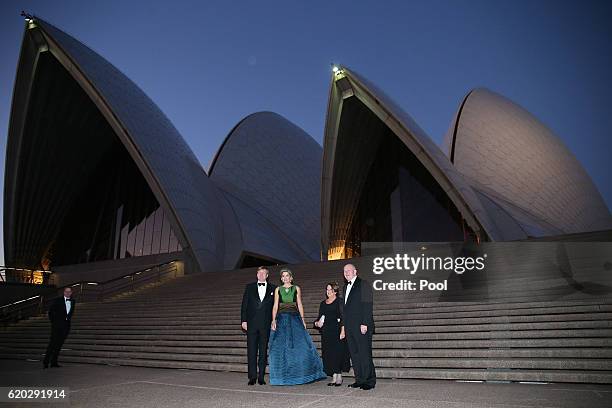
[326,281,340,298]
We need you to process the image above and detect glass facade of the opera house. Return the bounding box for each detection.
[52,143,182,266]
[337,97,477,258]
[10,52,181,270]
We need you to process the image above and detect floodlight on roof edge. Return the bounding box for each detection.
[331,64,344,76]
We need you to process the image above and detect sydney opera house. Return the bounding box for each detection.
[4,16,612,280]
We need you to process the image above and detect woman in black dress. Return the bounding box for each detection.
[315,282,350,386]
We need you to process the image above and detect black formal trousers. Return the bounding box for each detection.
[345,326,375,387]
[247,327,270,381]
[44,322,70,365]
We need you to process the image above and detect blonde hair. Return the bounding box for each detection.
[279,268,294,283]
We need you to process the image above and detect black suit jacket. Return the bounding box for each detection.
[48,297,76,326]
[241,282,277,330]
[343,277,374,333]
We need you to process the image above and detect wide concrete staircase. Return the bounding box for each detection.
[1,253,612,384]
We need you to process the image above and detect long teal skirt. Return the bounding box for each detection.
[268,312,326,385]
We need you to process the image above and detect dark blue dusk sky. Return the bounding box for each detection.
[1,0,611,264]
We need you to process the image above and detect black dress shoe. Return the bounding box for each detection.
[360,384,374,390]
[248,379,256,385]
[334,383,342,387]
[50,364,61,368]
[42,363,48,369]
[348,382,363,388]
[258,379,266,385]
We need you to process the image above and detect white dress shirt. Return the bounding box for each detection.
[257,282,267,302]
[344,277,357,304]
[64,297,72,315]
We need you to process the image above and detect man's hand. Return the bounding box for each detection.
[340,327,346,340]
[360,324,368,335]
[271,320,277,331]
[241,322,247,331]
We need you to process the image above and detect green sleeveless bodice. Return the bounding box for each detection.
[279,285,297,303]
[278,285,298,313]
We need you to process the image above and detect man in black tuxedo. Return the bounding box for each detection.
[43,286,76,368]
[342,263,376,390]
[241,266,276,385]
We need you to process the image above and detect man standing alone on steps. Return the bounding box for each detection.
[241,266,277,385]
[342,263,376,390]
[43,286,76,368]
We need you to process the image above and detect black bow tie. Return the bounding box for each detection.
[65,299,72,302]
[347,281,352,286]
[258,283,265,287]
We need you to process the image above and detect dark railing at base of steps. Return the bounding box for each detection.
[0,260,181,326]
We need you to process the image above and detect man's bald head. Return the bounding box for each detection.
[343,263,357,281]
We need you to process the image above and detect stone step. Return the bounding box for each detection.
[376,368,612,384]
[113,289,606,300]
[75,316,612,330]
[75,298,612,311]
[375,357,612,370]
[5,344,612,359]
[70,304,612,318]
[48,305,612,321]
[5,319,610,335]
[2,348,611,370]
[1,337,610,349]
[11,312,612,329]
[3,328,611,342]
[89,279,611,294]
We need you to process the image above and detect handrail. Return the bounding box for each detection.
[0,260,181,325]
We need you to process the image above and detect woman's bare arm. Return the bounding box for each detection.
[271,287,279,331]
[296,286,306,328]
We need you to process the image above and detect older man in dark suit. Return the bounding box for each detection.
[342,263,376,390]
